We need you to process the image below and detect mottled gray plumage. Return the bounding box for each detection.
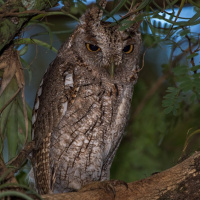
[31,0,141,194]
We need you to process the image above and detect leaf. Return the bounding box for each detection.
[173,65,188,76]
[190,65,200,72]
[28,21,54,47]
[187,53,199,59]
[0,47,31,162]
[0,76,19,161]
[7,101,18,160]
[119,20,134,31]
[188,10,200,23]
[0,48,17,97]
[162,87,180,115]
[163,106,173,114]
[31,11,79,22]
[136,0,153,11]
[179,29,190,36]
[194,78,200,93]
[17,97,32,146]
[18,45,29,56]
[20,58,32,84]
[102,0,128,21]
[179,78,193,92]
[15,170,28,185]
[14,38,58,53]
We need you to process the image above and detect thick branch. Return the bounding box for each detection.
[40,152,200,200]
[0,0,59,52]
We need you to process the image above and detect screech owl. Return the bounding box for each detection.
[31,0,141,194]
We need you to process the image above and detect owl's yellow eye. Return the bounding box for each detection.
[123,44,134,54]
[86,43,101,52]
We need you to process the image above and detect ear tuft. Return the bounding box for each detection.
[80,0,107,26]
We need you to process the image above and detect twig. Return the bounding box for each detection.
[7,141,35,169]
[0,140,35,183]
[165,0,186,39]
[185,34,196,67]
[0,10,47,18]
[119,3,140,22]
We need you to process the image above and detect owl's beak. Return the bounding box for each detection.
[108,57,115,78]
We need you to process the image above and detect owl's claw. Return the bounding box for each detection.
[79,179,128,198]
[103,179,128,197]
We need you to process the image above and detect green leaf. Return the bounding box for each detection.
[119,20,134,31]
[18,45,29,56]
[0,77,18,133]
[17,98,32,146]
[188,10,200,23]
[189,93,197,103]
[190,65,200,72]
[179,78,193,92]
[162,87,180,115]
[28,21,54,47]
[0,72,32,161]
[14,38,58,53]
[187,53,199,59]
[173,65,188,76]
[7,101,18,160]
[188,0,200,8]
[137,0,153,11]
[179,29,190,36]
[16,170,28,185]
[31,11,80,22]
[164,106,173,114]
[102,0,128,21]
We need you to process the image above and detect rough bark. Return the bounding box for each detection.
[0,0,59,52]
[39,152,200,200]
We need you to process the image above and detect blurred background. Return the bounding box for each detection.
[1,0,200,185]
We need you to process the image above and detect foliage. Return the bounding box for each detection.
[139,4,200,116]
[162,64,200,115]
[0,77,32,161]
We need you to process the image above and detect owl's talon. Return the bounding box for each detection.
[103,182,116,198]
[79,179,128,198]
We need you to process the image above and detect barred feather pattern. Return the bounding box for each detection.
[31,0,141,194]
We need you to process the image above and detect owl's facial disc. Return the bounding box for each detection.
[85,41,119,78]
[73,21,140,81]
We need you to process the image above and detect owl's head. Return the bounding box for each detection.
[67,0,141,83]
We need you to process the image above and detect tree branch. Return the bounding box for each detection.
[0,141,35,183]
[40,152,200,200]
[0,0,59,52]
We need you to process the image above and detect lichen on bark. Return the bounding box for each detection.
[0,0,59,52]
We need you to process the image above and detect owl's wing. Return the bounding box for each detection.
[32,55,77,194]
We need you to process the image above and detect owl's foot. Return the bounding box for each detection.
[79,180,128,198]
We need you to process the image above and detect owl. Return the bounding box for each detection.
[31,0,141,194]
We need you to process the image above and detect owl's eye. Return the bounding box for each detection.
[123,44,134,54]
[86,43,101,52]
